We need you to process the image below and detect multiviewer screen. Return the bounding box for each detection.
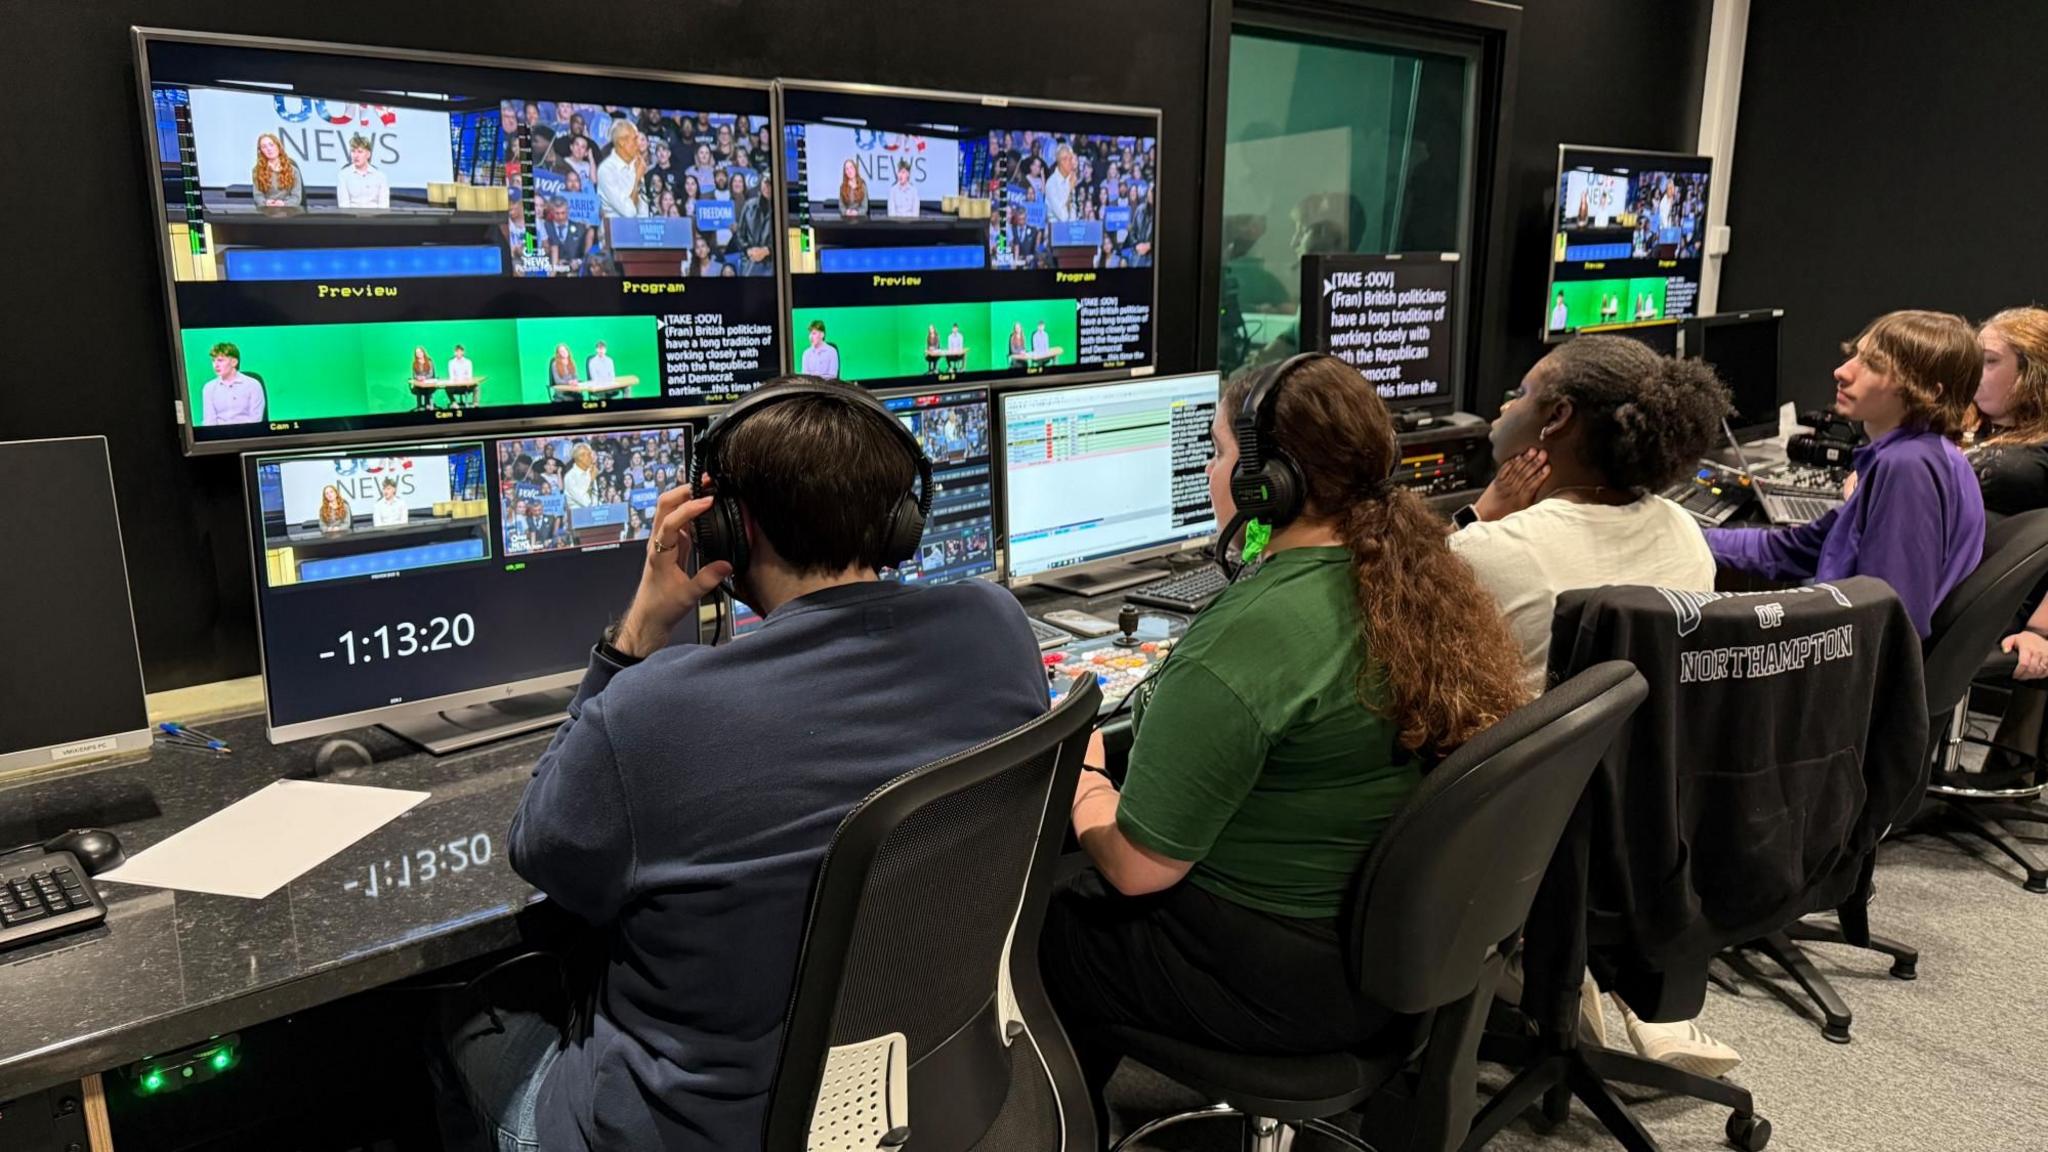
[1545,146,1711,337]
[246,422,691,739]
[782,84,1159,390]
[1001,373,1220,581]
[729,386,994,638]
[141,32,779,452]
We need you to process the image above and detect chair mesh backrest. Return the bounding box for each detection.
[1350,662,1646,1013]
[1925,509,2048,716]
[826,752,1055,1054]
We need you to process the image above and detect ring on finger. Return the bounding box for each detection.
[652,535,675,554]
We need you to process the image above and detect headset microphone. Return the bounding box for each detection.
[1215,352,1319,578]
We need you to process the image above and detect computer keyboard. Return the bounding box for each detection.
[1761,491,1842,525]
[0,850,107,952]
[1126,566,1230,613]
[1029,616,1073,650]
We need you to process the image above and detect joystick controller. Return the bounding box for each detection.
[1113,604,1142,649]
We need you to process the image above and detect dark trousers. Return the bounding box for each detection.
[1037,866,1393,1128]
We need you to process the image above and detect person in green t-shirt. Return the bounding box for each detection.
[1039,353,1528,1130]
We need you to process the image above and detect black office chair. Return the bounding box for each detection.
[1732,513,2048,1046]
[1103,662,1648,1152]
[761,677,1102,1152]
[1915,508,2048,889]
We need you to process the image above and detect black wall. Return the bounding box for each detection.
[1,0,1716,692]
[1477,0,1714,414]
[1719,0,2048,412]
[0,1,1211,692]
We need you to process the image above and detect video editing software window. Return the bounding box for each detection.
[140,31,781,452]
[1544,146,1712,338]
[782,84,1159,390]
[1001,373,1220,583]
[247,423,691,739]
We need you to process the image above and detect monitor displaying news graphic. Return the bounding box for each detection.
[253,443,492,586]
[246,426,681,740]
[495,425,692,558]
[1299,253,1459,409]
[139,31,780,450]
[884,388,995,585]
[782,84,1158,389]
[1001,374,1220,582]
[1544,146,1711,337]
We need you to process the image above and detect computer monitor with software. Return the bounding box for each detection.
[725,385,995,637]
[1683,310,1784,444]
[1001,371,1221,595]
[245,421,691,749]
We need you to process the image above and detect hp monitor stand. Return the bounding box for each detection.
[381,687,575,755]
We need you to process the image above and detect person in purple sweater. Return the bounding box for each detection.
[1708,310,1986,637]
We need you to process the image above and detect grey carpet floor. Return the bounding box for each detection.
[1107,770,2048,1150]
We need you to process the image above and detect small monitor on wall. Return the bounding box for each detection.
[136,29,782,455]
[781,81,1161,391]
[1544,145,1712,341]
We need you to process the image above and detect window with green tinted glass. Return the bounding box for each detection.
[1219,26,1475,377]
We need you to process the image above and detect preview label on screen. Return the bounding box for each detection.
[139,32,783,453]
[1299,253,1459,407]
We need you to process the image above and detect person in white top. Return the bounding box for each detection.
[448,345,474,383]
[336,134,390,209]
[1550,290,1570,332]
[597,120,649,220]
[946,324,964,357]
[1031,322,1051,356]
[885,160,919,219]
[371,478,409,528]
[565,443,599,509]
[586,341,617,385]
[1448,333,1742,1077]
[801,320,839,378]
[1045,144,1078,224]
[200,340,266,425]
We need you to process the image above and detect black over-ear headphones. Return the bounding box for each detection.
[692,378,934,576]
[1228,351,1321,531]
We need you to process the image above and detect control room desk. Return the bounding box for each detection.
[0,715,562,1101]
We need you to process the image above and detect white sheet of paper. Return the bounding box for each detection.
[96,780,430,899]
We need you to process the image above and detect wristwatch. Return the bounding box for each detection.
[1452,503,1480,529]
[596,620,646,667]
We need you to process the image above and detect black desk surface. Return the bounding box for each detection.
[0,716,561,1101]
[0,542,1490,1101]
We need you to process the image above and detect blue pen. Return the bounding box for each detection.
[157,722,231,752]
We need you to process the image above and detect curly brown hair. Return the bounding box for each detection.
[1224,357,1529,753]
[1843,310,1980,442]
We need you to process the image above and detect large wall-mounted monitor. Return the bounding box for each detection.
[137,29,782,455]
[245,422,691,745]
[1543,145,1712,340]
[1000,372,1219,593]
[781,81,1160,391]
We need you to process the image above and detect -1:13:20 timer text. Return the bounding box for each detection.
[328,614,477,666]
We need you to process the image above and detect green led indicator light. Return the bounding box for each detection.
[181,1066,195,1079]
[211,1050,232,1071]
[141,1069,165,1093]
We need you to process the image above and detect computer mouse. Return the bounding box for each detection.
[44,828,125,875]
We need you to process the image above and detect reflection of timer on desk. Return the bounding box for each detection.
[342,832,494,898]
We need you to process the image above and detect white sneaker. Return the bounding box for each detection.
[1620,1006,1742,1078]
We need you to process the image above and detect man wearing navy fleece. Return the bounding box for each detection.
[1709,310,1986,637]
[443,379,1047,1151]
